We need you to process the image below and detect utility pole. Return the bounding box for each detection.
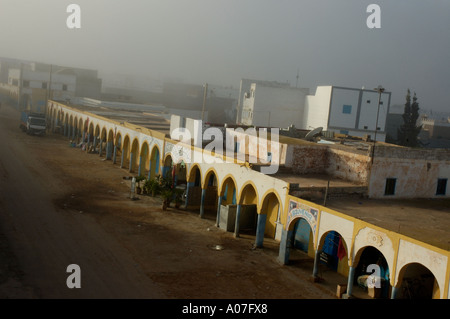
[18,63,23,110]
[48,64,53,101]
[201,83,208,122]
[371,85,385,164]
[46,64,53,117]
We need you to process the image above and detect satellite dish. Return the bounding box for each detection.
[305,127,323,141]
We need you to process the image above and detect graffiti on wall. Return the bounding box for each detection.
[287,199,318,234]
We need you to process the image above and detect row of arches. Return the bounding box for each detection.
[161,158,283,246]
[47,105,163,179]
[47,103,445,299]
[282,218,441,299]
[47,103,284,247]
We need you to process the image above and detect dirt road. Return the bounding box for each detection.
[0,104,336,299]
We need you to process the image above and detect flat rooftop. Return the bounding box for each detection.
[325,197,450,251]
[62,103,171,135]
[274,173,363,188]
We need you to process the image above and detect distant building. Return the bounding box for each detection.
[385,104,404,143]
[7,67,76,112]
[240,82,309,128]
[238,82,391,142]
[236,78,291,124]
[0,57,103,110]
[162,82,236,124]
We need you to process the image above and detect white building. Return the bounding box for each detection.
[239,82,391,142]
[8,68,76,111]
[241,82,309,128]
[304,86,391,142]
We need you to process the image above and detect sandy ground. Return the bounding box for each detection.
[0,104,337,299]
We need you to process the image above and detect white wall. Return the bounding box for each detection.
[328,87,360,129]
[303,86,333,130]
[358,91,390,132]
[9,68,76,94]
[241,83,307,128]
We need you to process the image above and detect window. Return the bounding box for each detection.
[384,178,397,195]
[42,82,47,89]
[23,80,30,88]
[342,104,352,114]
[62,84,68,91]
[364,126,368,129]
[366,100,371,104]
[436,178,447,195]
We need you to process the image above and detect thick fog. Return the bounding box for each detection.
[1,0,449,111]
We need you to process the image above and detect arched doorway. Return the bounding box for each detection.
[255,192,281,248]
[262,193,280,239]
[68,114,74,138]
[396,263,439,299]
[217,176,238,232]
[353,246,390,299]
[289,217,315,271]
[99,127,107,156]
[235,183,258,237]
[106,129,114,160]
[199,169,218,220]
[121,135,130,169]
[77,118,83,143]
[185,165,202,210]
[113,132,122,165]
[148,146,160,179]
[316,231,349,283]
[130,138,139,173]
[162,154,173,179]
[139,142,150,177]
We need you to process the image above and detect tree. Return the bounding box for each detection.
[397,89,422,147]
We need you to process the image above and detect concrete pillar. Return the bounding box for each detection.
[113,145,117,164]
[215,195,222,227]
[312,249,320,279]
[199,188,206,218]
[129,152,134,173]
[93,136,97,152]
[82,131,86,143]
[343,266,356,299]
[99,139,103,156]
[138,156,143,176]
[234,204,242,238]
[64,123,68,136]
[391,286,399,299]
[255,213,267,248]
[185,182,194,208]
[120,149,125,168]
[278,228,293,265]
[106,141,113,160]
[86,133,91,152]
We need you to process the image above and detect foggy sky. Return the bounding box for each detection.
[1,0,449,112]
